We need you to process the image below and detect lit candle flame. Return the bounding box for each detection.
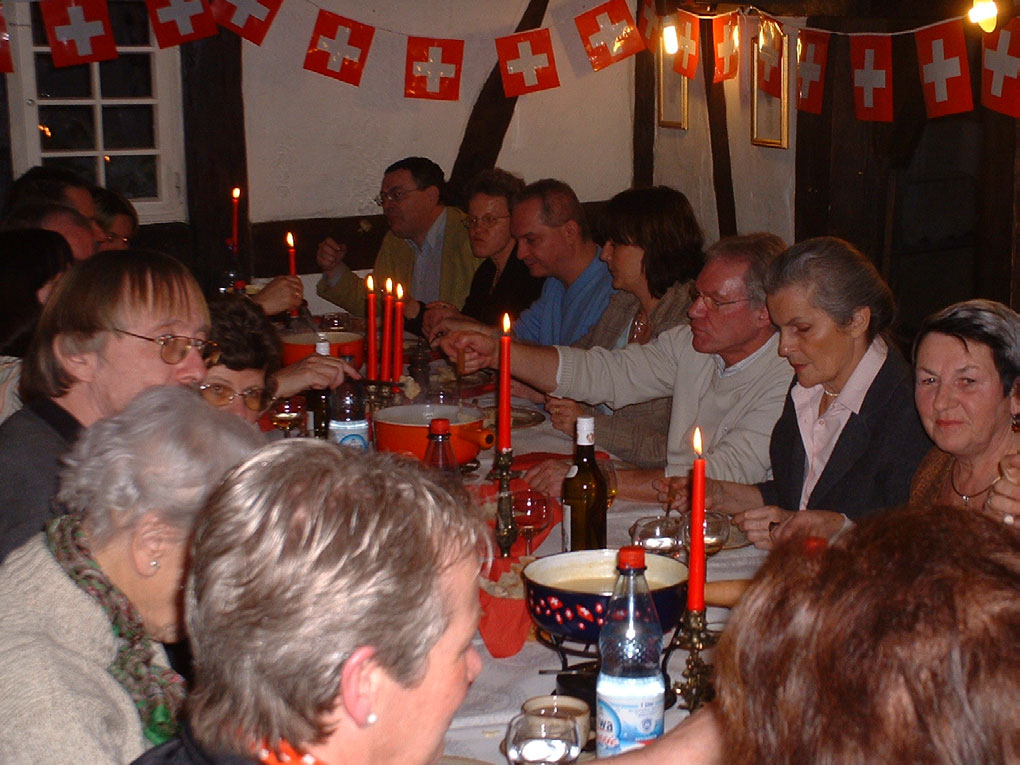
[502,313,511,334]
[693,426,702,456]
[396,283,404,300]
[286,232,294,248]
[366,274,374,291]
[232,187,241,200]
[385,277,393,294]
[663,23,679,55]
[968,0,997,32]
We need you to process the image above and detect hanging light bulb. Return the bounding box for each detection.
[968,0,997,33]
[663,22,679,55]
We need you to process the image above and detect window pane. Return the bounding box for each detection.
[105,155,157,198]
[43,156,99,186]
[35,54,92,99]
[103,105,154,148]
[100,54,153,98]
[108,0,150,46]
[39,105,96,150]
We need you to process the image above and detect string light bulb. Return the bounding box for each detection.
[663,22,679,55]
[968,0,997,33]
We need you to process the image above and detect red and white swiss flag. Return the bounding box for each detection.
[713,12,739,82]
[850,35,893,122]
[405,37,463,100]
[0,8,14,73]
[574,0,643,73]
[915,19,972,118]
[146,0,216,48]
[671,11,699,80]
[797,28,830,114]
[635,0,657,49]
[303,11,373,86]
[496,28,559,97]
[981,17,1020,118]
[210,0,281,45]
[756,16,784,99]
[40,0,116,67]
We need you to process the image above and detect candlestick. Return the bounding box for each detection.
[687,427,706,611]
[381,278,393,382]
[497,313,512,452]
[366,275,378,380]
[231,187,240,251]
[493,448,518,558]
[393,283,404,383]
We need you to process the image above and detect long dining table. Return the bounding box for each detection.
[440,395,767,764]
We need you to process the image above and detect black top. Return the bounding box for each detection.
[131,724,255,765]
[460,249,544,325]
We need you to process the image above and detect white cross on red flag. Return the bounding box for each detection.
[210,0,281,45]
[574,0,643,73]
[635,0,657,49]
[981,17,1020,118]
[303,11,374,86]
[40,0,116,67]
[797,28,830,114]
[713,12,739,82]
[671,11,699,80]
[915,19,972,118]
[405,37,463,100]
[495,28,559,97]
[756,15,784,99]
[0,6,13,73]
[850,35,893,121]
[146,0,216,48]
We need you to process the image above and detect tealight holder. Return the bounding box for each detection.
[663,609,718,711]
[492,448,518,558]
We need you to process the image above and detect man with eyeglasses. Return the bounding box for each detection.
[315,157,477,329]
[440,234,795,501]
[0,249,213,562]
[3,165,107,250]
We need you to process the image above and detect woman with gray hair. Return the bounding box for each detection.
[134,441,490,765]
[0,386,264,763]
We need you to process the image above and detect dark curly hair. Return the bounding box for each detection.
[208,294,283,382]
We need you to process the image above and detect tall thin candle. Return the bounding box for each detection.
[687,427,706,611]
[497,313,512,451]
[365,275,377,379]
[393,283,404,383]
[381,278,393,382]
[285,232,297,318]
[231,187,240,250]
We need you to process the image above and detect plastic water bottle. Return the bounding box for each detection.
[596,546,665,756]
[328,377,369,451]
[423,418,462,490]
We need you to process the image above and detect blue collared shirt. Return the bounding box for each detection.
[408,212,447,304]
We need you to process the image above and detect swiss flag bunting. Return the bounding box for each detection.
[146,0,217,48]
[574,0,643,72]
[797,29,830,114]
[756,15,784,99]
[405,37,463,100]
[915,20,973,118]
[635,0,657,49]
[981,17,1020,118]
[850,35,893,121]
[672,11,699,80]
[713,12,739,82]
[40,0,117,67]
[0,6,13,73]
[210,0,281,45]
[496,28,559,97]
[303,11,373,86]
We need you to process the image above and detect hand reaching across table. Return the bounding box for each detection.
[251,274,303,316]
[437,331,499,373]
[316,237,348,279]
[274,354,360,399]
[524,458,571,498]
[422,301,460,340]
[544,396,583,437]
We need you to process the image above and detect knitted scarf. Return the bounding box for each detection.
[46,514,186,746]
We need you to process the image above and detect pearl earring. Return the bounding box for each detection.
[366,713,378,725]
[150,560,159,570]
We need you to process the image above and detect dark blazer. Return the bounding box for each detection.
[757,347,932,519]
[459,247,544,325]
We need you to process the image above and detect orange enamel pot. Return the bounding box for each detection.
[281,331,365,369]
[373,404,495,464]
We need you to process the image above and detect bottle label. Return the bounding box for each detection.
[565,465,578,479]
[596,675,665,757]
[561,505,571,551]
[328,419,370,451]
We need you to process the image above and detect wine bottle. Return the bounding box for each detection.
[561,416,607,550]
[305,337,331,439]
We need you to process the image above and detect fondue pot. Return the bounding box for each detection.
[281,331,365,369]
[373,404,495,464]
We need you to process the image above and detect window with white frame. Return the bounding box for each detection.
[5,0,187,223]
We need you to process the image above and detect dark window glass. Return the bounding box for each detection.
[100,54,152,98]
[35,54,92,98]
[105,155,157,198]
[108,0,150,46]
[43,156,99,185]
[102,105,154,148]
[39,105,96,150]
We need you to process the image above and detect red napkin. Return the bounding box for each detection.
[512,450,610,473]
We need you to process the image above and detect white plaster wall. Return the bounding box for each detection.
[242,0,634,222]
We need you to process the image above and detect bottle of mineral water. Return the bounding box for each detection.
[596,546,665,756]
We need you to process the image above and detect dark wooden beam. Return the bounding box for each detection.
[633,45,656,187]
[700,17,737,236]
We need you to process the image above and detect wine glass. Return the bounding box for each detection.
[505,712,581,764]
[629,515,682,559]
[513,489,551,556]
[596,457,618,508]
[681,511,731,557]
[270,395,306,437]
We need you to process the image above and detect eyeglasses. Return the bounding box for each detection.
[688,286,752,312]
[113,329,221,366]
[462,214,510,230]
[103,232,131,247]
[373,187,420,206]
[194,382,273,413]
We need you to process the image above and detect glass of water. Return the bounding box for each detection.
[505,712,581,764]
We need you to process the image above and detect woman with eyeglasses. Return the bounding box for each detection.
[93,187,139,252]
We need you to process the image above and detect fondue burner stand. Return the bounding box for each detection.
[662,609,718,711]
[492,448,518,557]
[363,382,398,414]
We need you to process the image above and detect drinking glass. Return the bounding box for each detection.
[629,515,682,558]
[681,511,731,556]
[270,395,306,437]
[321,312,350,330]
[505,712,581,764]
[596,457,618,508]
[513,489,551,556]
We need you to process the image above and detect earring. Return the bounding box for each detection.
[366,713,378,725]
[150,560,159,570]
[1012,412,1019,433]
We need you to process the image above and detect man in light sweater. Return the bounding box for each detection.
[442,234,794,501]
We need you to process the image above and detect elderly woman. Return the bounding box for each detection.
[0,386,264,763]
[670,237,932,546]
[133,441,489,765]
[910,299,1018,524]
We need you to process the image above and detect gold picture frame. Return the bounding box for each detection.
[751,34,789,148]
[657,36,689,129]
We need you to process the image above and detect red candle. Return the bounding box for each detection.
[687,427,706,611]
[497,313,512,451]
[381,278,393,382]
[366,275,378,380]
[393,283,404,382]
[286,231,296,276]
[230,187,240,250]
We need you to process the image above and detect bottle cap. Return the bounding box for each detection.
[617,546,645,570]
[429,418,451,435]
[575,416,595,446]
[315,336,331,355]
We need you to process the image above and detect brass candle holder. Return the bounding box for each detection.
[492,448,518,558]
[663,609,718,712]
